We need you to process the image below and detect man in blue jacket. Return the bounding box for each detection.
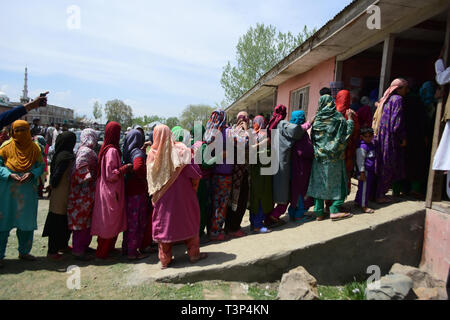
[0,91,49,130]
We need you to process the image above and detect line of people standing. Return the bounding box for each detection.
[0,75,441,269]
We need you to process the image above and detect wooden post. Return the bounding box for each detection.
[425,8,450,208]
[379,34,396,99]
[335,59,343,82]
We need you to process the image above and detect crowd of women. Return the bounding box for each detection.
[0,76,443,269]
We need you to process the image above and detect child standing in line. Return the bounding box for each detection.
[355,127,376,213]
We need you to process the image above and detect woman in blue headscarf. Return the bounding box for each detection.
[122,129,150,260]
[287,111,315,222]
[264,109,311,227]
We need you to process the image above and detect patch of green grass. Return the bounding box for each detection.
[248,284,277,300]
[318,281,367,300]
[148,283,204,300]
[342,281,366,300]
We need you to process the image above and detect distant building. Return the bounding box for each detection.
[0,67,75,126]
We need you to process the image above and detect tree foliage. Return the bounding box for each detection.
[104,99,133,128]
[220,23,316,104]
[92,101,103,121]
[164,117,180,129]
[132,115,165,127]
[179,104,214,129]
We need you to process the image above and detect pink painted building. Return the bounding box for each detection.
[226,0,450,283]
[276,58,335,121]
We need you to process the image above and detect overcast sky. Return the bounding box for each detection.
[0,0,352,119]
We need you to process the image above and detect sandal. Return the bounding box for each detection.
[331,213,353,221]
[363,207,375,214]
[128,253,150,261]
[47,253,64,261]
[161,261,173,270]
[19,254,37,261]
[74,253,95,261]
[190,252,208,264]
[253,227,271,234]
[228,229,247,238]
[376,197,392,204]
[141,246,158,254]
[209,233,228,242]
[264,217,286,229]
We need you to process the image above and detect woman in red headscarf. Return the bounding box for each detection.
[336,90,360,196]
[91,121,131,259]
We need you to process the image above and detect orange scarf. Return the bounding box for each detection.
[0,120,41,173]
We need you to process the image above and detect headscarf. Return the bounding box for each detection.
[229,111,250,142]
[419,81,436,106]
[97,121,121,178]
[74,128,98,174]
[35,135,47,150]
[191,122,205,144]
[123,129,145,164]
[373,78,408,135]
[204,110,227,144]
[356,105,373,129]
[234,111,249,131]
[50,131,76,188]
[146,124,192,204]
[336,90,351,115]
[171,126,191,146]
[360,96,371,107]
[267,105,287,137]
[290,110,306,125]
[311,95,352,162]
[252,115,266,134]
[0,120,41,173]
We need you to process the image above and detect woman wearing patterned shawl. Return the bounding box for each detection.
[225,111,250,239]
[373,78,409,203]
[306,95,354,221]
[147,124,207,269]
[205,110,234,241]
[122,129,150,260]
[249,115,273,233]
[91,122,130,259]
[264,105,310,228]
[67,129,98,260]
[0,120,44,267]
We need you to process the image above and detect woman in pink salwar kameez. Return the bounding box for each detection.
[147,124,208,269]
[91,121,130,259]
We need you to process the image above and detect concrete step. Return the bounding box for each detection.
[127,190,426,286]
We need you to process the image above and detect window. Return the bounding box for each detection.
[290,86,309,118]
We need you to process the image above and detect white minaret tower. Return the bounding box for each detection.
[20,67,30,103]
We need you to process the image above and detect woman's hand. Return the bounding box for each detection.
[359,172,366,182]
[20,172,33,183]
[346,109,354,120]
[10,173,22,182]
[400,139,407,148]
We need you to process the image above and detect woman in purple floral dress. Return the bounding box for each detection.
[373,78,409,203]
